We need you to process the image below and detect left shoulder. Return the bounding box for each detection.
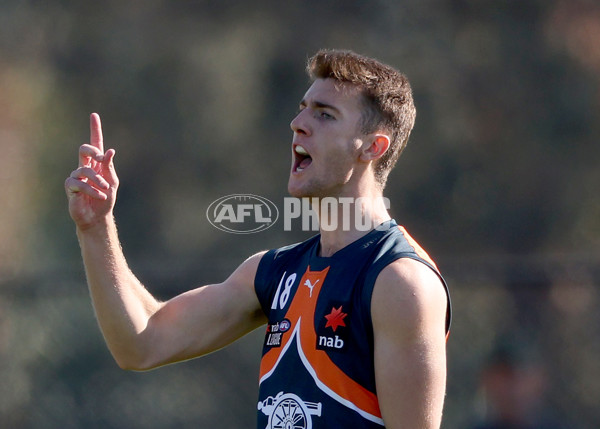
[370,260,448,427]
[371,258,447,338]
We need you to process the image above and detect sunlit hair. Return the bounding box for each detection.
[307,49,416,188]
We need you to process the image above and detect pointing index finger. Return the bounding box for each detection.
[90,112,104,153]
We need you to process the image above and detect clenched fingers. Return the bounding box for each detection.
[65,176,108,200]
[79,143,105,168]
[71,166,110,189]
[66,147,118,199]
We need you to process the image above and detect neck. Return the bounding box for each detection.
[311,191,391,257]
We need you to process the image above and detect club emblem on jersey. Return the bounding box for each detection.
[258,392,322,429]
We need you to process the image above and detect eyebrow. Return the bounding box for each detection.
[299,99,341,114]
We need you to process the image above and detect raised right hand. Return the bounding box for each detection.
[65,113,119,231]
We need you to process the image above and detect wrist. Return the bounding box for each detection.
[76,215,117,239]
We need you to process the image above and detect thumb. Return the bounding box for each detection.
[102,149,119,186]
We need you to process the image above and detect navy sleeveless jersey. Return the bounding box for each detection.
[254,220,451,429]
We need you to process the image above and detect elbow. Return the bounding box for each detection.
[107,331,163,371]
[115,359,145,371]
[112,350,159,372]
[115,357,157,372]
[114,355,147,371]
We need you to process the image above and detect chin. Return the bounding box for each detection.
[287,185,307,198]
[287,180,314,199]
[287,176,332,199]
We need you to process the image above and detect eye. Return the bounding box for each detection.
[317,110,334,120]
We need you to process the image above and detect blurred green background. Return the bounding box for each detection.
[1,0,599,428]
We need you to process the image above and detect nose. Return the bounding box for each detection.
[290,109,310,136]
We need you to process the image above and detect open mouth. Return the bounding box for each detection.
[293,144,312,173]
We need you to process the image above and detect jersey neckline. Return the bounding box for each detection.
[310,219,398,261]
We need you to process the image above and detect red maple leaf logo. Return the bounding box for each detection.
[324,306,347,332]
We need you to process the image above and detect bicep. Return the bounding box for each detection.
[372,259,448,429]
[139,252,268,369]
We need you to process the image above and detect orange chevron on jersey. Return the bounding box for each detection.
[258,265,383,422]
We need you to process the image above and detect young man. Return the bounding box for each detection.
[65,49,451,428]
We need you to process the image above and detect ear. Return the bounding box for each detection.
[359,134,390,162]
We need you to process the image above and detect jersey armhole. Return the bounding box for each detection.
[254,249,277,318]
[362,255,452,339]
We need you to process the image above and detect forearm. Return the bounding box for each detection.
[77,217,161,369]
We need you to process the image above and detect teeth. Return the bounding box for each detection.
[295,145,309,156]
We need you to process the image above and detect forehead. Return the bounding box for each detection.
[301,78,363,111]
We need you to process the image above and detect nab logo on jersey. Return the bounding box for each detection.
[206,194,278,234]
[317,305,349,351]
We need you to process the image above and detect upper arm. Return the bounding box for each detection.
[137,251,268,369]
[371,258,448,429]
